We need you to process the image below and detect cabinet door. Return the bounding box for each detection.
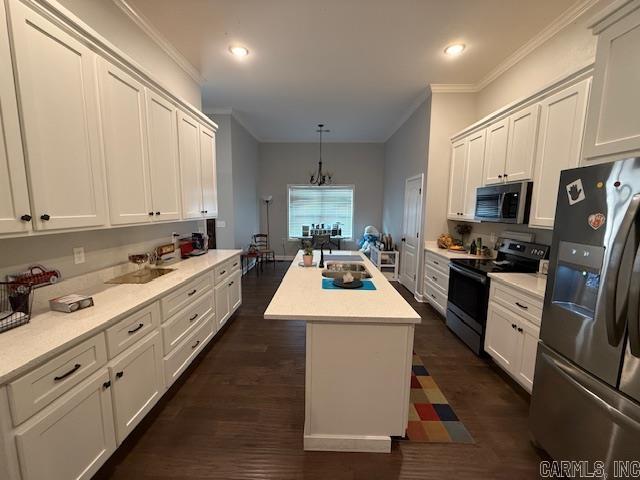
[462,129,486,219]
[505,104,539,182]
[228,269,242,314]
[447,139,467,219]
[9,1,106,230]
[529,79,590,229]
[483,119,509,185]
[15,370,116,480]
[514,320,540,393]
[200,125,218,218]
[146,90,181,221]
[177,111,203,219]
[0,0,31,234]
[485,302,521,374]
[98,60,152,225]
[583,7,640,161]
[215,280,230,330]
[109,331,163,444]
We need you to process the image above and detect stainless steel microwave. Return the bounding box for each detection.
[474,181,533,224]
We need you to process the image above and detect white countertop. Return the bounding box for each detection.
[487,272,548,300]
[264,250,421,324]
[424,241,494,260]
[0,249,241,385]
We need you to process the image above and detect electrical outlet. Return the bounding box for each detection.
[217,220,226,228]
[73,247,85,264]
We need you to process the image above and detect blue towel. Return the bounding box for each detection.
[322,278,377,290]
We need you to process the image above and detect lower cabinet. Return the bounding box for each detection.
[215,267,241,330]
[109,331,164,444]
[164,317,214,388]
[14,370,116,480]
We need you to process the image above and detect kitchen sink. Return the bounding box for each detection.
[105,267,175,285]
[321,262,372,280]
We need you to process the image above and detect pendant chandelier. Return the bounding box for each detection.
[309,124,333,185]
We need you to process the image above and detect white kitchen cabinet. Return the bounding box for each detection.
[200,126,218,218]
[14,370,116,480]
[146,90,181,221]
[98,60,152,225]
[214,260,242,330]
[178,111,204,219]
[228,270,242,313]
[583,1,640,162]
[447,139,468,219]
[109,331,163,444]
[504,104,539,182]
[529,79,590,229]
[8,0,107,231]
[215,279,231,329]
[0,0,31,235]
[485,302,521,373]
[516,319,540,392]
[462,130,486,219]
[483,119,509,185]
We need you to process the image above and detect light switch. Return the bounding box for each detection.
[217,220,226,228]
[73,247,85,264]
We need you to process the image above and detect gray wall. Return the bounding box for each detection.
[231,117,259,249]
[382,97,430,248]
[212,114,235,248]
[258,143,385,257]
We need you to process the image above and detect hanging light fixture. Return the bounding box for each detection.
[309,124,332,186]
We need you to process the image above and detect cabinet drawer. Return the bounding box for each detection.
[425,251,450,275]
[214,260,232,285]
[105,302,160,358]
[164,316,214,388]
[9,333,107,425]
[162,291,214,354]
[424,279,447,316]
[161,272,212,321]
[229,255,241,273]
[491,281,543,326]
[425,264,449,293]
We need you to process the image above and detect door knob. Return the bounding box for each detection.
[20,214,32,222]
[40,214,50,221]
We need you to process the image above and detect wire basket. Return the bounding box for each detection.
[0,282,34,333]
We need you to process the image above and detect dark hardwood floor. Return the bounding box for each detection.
[95,261,544,480]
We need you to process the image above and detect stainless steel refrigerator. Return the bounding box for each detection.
[530,157,640,471]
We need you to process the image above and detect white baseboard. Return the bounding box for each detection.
[414,292,425,303]
[303,434,391,453]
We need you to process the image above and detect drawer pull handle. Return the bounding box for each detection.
[191,340,200,349]
[434,261,439,265]
[116,371,124,379]
[432,276,437,281]
[103,381,111,390]
[189,313,199,321]
[431,294,436,299]
[511,323,517,329]
[128,323,144,334]
[517,327,523,333]
[54,363,81,381]
[515,302,528,310]
[233,262,238,267]
[229,281,234,286]
[188,289,197,296]
[220,270,226,275]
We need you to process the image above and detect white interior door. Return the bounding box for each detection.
[399,174,423,293]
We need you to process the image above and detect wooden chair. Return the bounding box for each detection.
[252,233,275,270]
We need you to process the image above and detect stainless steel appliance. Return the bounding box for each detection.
[446,239,549,355]
[475,181,533,223]
[530,157,640,473]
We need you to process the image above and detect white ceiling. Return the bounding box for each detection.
[126,0,578,142]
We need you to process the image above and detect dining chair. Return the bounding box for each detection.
[252,233,276,270]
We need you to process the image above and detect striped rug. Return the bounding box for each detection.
[399,352,474,444]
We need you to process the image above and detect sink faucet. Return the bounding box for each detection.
[318,241,332,268]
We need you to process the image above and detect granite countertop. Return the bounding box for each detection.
[487,272,548,300]
[424,241,494,260]
[264,250,421,324]
[0,249,241,385]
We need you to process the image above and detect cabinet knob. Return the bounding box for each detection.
[511,323,517,329]
[116,371,124,379]
[204,210,208,214]
[20,214,32,222]
[504,173,508,177]
[40,214,50,221]
[155,211,160,216]
[148,212,154,216]
[498,175,503,179]
[102,381,111,390]
[517,327,523,333]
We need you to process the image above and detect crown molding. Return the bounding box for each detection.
[112,0,205,85]
[474,0,599,90]
[429,84,478,93]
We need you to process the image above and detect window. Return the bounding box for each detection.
[288,185,354,239]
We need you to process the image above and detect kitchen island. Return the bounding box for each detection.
[264,250,421,453]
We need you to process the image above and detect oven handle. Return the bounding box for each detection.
[498,192,506,220]
[628,242,640,357]
[449,263,487,285]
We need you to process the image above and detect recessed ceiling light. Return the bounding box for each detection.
[229,45,249,57]
[444,43,465,56]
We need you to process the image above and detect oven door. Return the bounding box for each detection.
[447,264,489,333]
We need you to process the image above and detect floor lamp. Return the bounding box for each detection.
[262,195,273,248]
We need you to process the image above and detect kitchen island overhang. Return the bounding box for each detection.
[264,250,421,453]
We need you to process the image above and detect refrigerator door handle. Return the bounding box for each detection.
[603,193,640,346]
[628,244,640,357]
[547,350,640,430]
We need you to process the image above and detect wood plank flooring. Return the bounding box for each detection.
[95,261,545,479]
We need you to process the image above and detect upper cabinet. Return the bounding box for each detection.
[583,1,640,162]
[9,0,107,231]
[529,79,590,229]
[0,0,31,235]
[483,105,539,185]
[447,129,485,221]
[200,126,218,218]
[447,139,469,219]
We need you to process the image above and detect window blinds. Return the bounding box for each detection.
[287,185,354,239]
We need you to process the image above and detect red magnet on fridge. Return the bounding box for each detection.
[588,213,606,230]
